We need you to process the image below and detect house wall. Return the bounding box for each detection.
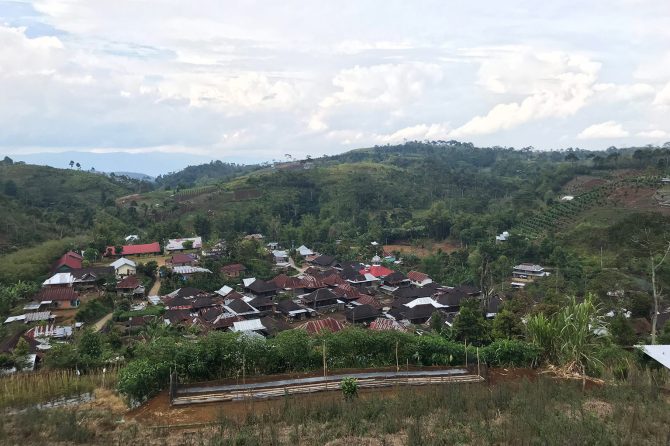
[116,264,136,278]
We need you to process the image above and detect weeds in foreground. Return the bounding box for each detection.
[0,368,668,445]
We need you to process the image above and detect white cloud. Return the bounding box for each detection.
[451,50,601,137]
[577,121,630,139]
[320,63,444,109]
[1,1,669,162]
[653,81,670,107]
[637,129,669,139]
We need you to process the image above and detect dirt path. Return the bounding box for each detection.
[148,276,161,296]
[93,312,113,332]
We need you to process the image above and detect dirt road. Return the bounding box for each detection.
[94,312,113,332]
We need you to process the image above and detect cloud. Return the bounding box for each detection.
[637,129,669,139]
[577,121,630,139]
[451,50,601,137]
[653,81,670,107]
[320,63,444,109]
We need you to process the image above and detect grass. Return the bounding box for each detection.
[0,367,668,445]
[0,368,117,409]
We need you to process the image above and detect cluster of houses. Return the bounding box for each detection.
[138,250,504,339]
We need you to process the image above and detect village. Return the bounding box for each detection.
[0,232,563,372]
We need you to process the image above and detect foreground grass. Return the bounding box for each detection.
[0,368,668,445]
[0,369,117,409]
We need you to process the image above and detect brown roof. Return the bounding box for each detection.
[408,271,430,283]
[369,318,408,332]
[354,295,383,310]
[331,283,363,300]
[35,287,78,301]
[297,317,345,335]
[221,263,246,274]
[117,275,141,290]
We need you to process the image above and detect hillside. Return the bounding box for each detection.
[155,160,262,188]
[0,160,152,254]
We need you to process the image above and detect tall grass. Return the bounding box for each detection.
[0,368,118,409]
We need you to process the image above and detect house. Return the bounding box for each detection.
[267,242,280,250]
[341,266,380,288]
[165,237,202,252]
[244,279,279,297]
[110,257,137,278]
[407,271,432,287]
[163,296,195,310]
[310,255,337,269]
[381,271,410,289]
[224,299,261,319]
[353,295,383,310]
[104,242,161,257]
[116,275,143,296]
[393,286,435,300]
[42,272,75,288]
[297,317,345,335]
[172,266,212,278]
[258,316,291,337]
[346,304,380,324]
[359,264,394,279]
[301,288,343,312]
[247,296,275,315]
[166,287,209,300]
[220,263,247,278]
[125,235,140,243]
[201,240,227,259]
[512,263,550,288]
[331,283,364,301]
[231,319,267,335]
[70,266,115,289]
[51,251,83,273]
[272,250,290,265]
[297,245,314,256]
[168,253,197,267]
[164,309,193,326]
[495,231,510,242]
[389,297,446,325]
[35,287,80,309]
[276,299,314,320]
[25,323,73,340]
[369,317,408,332]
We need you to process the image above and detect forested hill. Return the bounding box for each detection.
[155,160,262,189]
[0,158,153,254]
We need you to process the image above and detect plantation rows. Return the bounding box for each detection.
[172,185,216,199]
[515,176,661,238]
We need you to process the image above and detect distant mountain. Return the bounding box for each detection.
[111,171,155,182]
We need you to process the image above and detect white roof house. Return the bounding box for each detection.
[42,272,75,286]
[231,319,266,333]
[110,257,136,270]
[215,285,234,297]
[243,278,256,287]
[560,195,575,201]
[166,237,202,251]
[639,345,670,369]
[172,266,212,275]
[297,245,314,256]
[496,231,510,242]
[125,235,139,242]
[404,297,446,309]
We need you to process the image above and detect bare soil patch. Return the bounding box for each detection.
[384,240,460,258]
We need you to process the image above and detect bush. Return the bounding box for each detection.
[75,296,114,324]
[482,340,541,368]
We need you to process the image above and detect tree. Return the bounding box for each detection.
[451,299,490,346]
[182,240,194,250]
[193,214,212,241]
[631,225,670,344]
[430,311,444,334]
[609,313,636,346]
[341,377,358,400]
[564,152,579,163]
[69,160,75,169]
[83,248,98,263]
[12,338,31,371]
[3,180,17,197]
[114,245,124,255]
[76,162,81,170]
[492,309,524,340]
[2,156,13,165]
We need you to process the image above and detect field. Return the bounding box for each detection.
[1,368,668,445]
[383,241,460,258]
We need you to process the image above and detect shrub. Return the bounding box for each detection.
[341,377,358,400]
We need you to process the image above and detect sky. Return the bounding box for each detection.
[1,0,670,175]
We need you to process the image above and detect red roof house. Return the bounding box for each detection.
[35,287,80,309]
[104,242,161,257]
[51,251,83,273]
[360,265,394,278]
